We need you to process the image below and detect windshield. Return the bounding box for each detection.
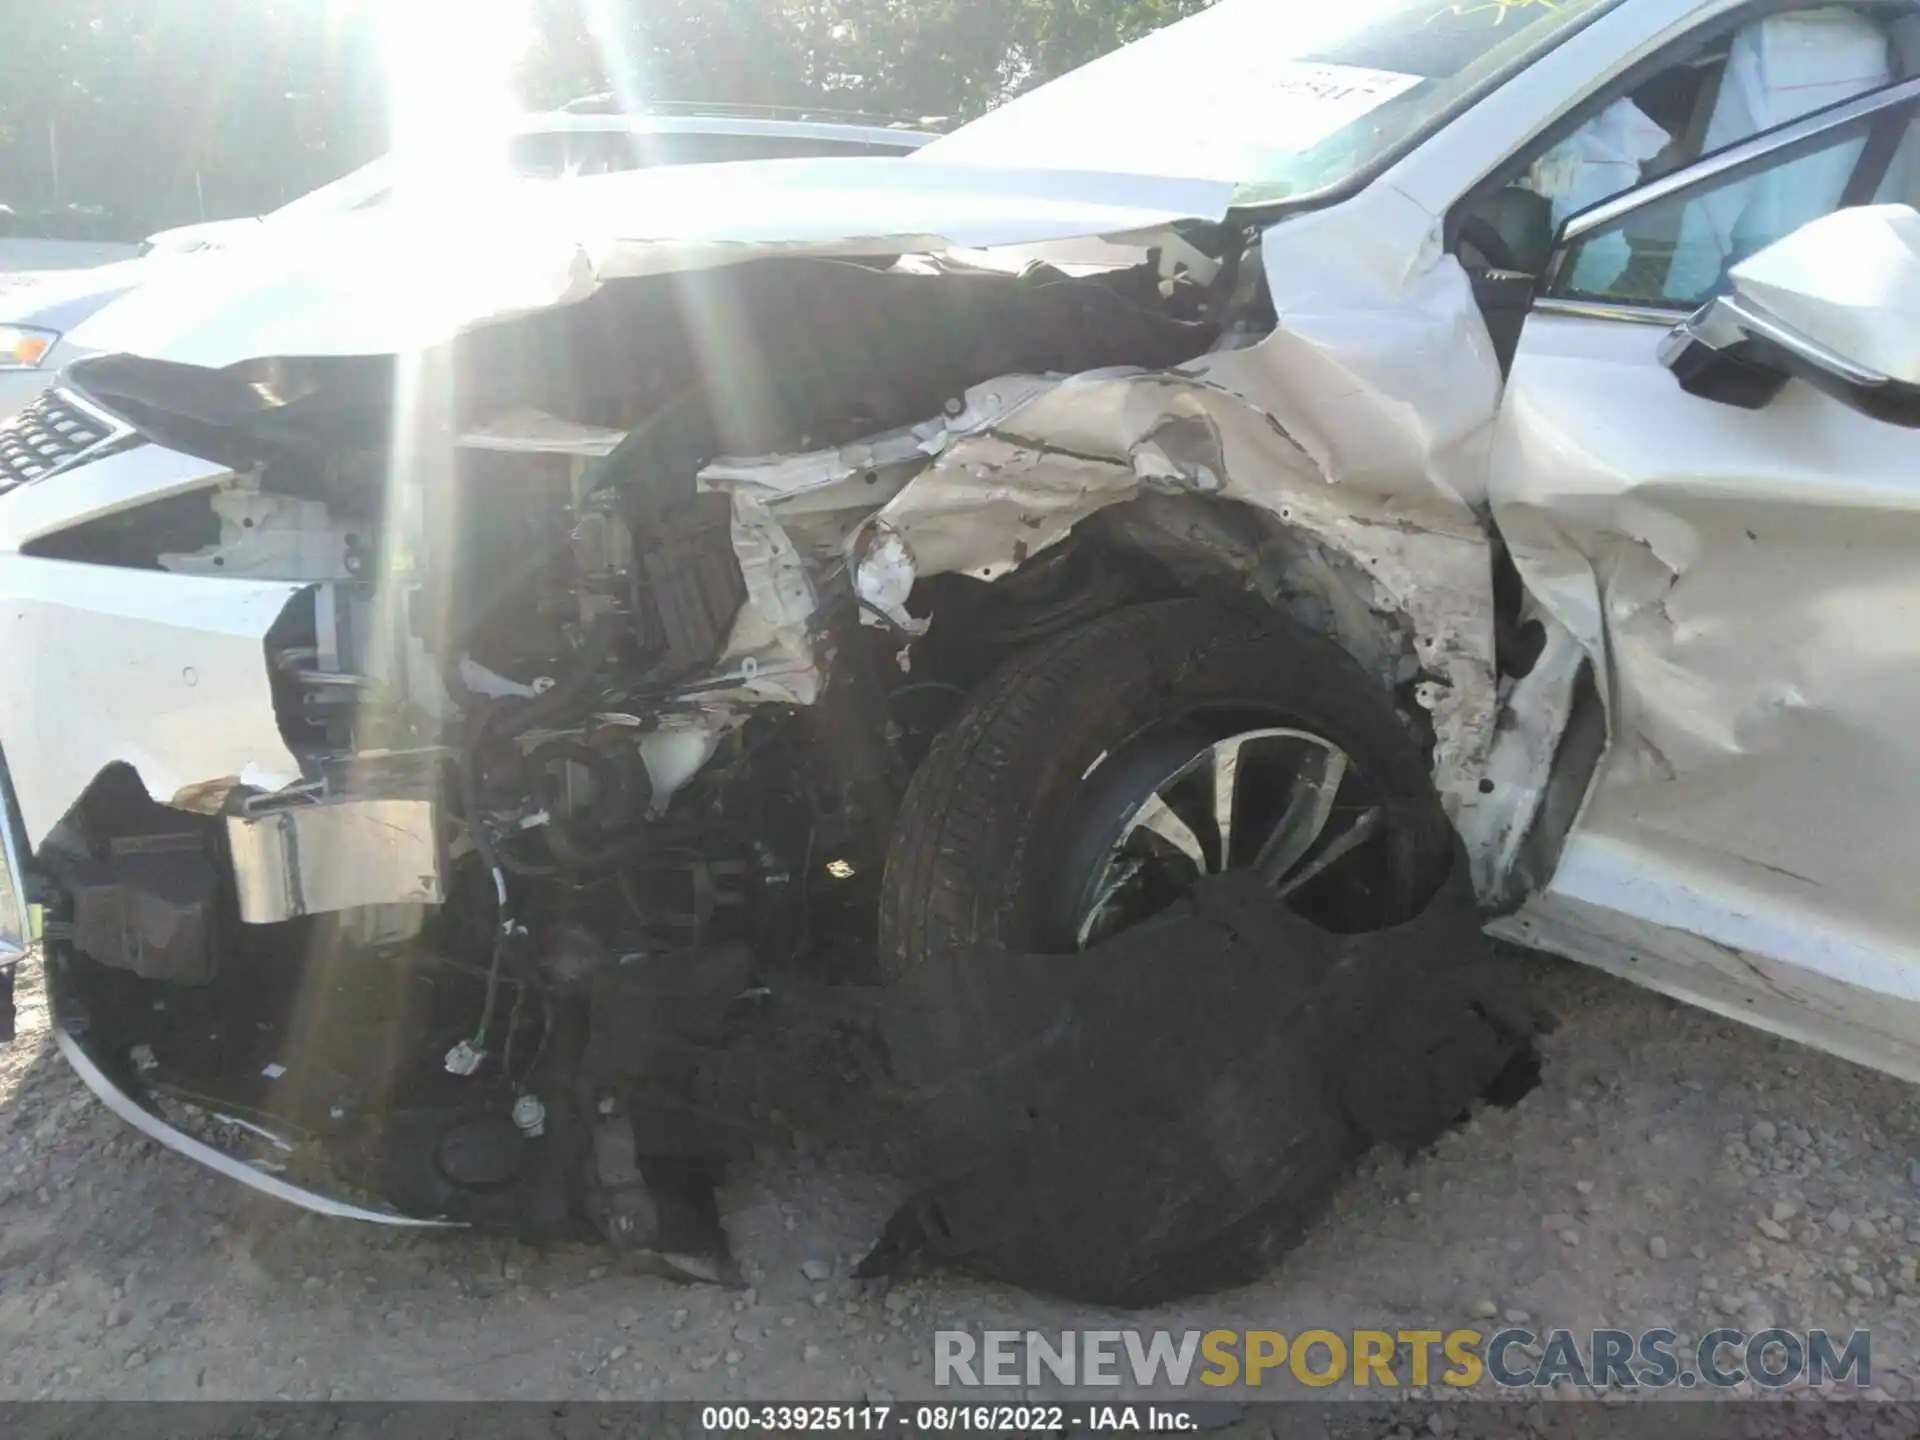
[920,0,1622,205]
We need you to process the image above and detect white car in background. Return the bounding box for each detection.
[0,109,934,419]
[0,261,146,418]
[0,204,140,273]
[5,0,1920,1302]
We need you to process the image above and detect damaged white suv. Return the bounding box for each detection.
[5,0,1920,1296]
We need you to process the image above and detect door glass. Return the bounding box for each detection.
[1459,6,1903,282]
[1526,9,1894,227]
[1548,111,1906,307]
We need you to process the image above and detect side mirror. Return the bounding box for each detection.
[1658,205,1920,427]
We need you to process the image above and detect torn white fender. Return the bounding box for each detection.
[0,554,305,849]
[1243,184,1506,509]
[711,358,1499,819]
[702,183,1507,826]
[849,369,1497,818]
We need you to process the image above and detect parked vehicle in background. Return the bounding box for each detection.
[0,204,140,273]
[0,262,144,417]
[140,106,937,256]
[0,109,935,417]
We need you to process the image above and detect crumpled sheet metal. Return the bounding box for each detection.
[1490,310,1920,1018]
[854,851,1535,1307]
[685,206,1522,875]
[1453,618,1589,903]
[1246,185,1506,510]
[706,363,1499,816]
[851,359,1498,817]
[72,163,1236,372]
[704,191,1508,820]
[0,555,306,849]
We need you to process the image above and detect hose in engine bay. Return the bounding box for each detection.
[457,614,623,1066]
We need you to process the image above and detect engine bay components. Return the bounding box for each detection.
[10,232,1534,1296]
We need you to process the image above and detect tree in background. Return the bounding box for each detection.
[521,0,1214,119]
[0,0,385,236]
[0,0,1213,239]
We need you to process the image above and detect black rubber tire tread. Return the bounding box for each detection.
[878,598,1453,980]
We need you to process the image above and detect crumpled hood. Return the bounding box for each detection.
[66,158,1238,371]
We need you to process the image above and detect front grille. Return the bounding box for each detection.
[0,387,132,495]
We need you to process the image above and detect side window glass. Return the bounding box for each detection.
[1459,6,1901,278]
[1546,8,1894,202]
[1549,110,1902,306]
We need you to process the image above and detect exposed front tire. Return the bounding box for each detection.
[878,598,1455,978]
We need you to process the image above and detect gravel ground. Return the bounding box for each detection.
[5,949,1920,1421]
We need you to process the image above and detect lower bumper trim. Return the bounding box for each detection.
[51,980,458,1229]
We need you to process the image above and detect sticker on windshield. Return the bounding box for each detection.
[1267,63,1423,110]
[1253,63,1424,150]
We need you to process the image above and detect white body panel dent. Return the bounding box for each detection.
[708,190,1506,820]
[0,554,304,848]
[1491,311,1920,1027]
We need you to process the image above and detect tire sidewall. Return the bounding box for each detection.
[879,599,1454,973]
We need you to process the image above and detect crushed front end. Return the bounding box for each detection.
[0,248,1242,1270]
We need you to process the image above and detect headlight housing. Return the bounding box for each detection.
[0,326,59,371]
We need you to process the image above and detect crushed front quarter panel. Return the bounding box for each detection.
[706,184,1509,826]
[0,553,304,849]
[42,170,1523,904]
[706,357,1503,819]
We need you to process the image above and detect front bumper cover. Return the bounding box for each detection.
[0,550,305,855]
[3,690,429,1222]
[0,741,34,1041]
[0,742,32,973]
[44,954,457,1227]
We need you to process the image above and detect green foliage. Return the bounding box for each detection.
[0,0,1214,237]
[0,0,386,236]
[521,0,1216,119]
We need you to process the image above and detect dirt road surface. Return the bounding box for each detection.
[5,951,1920,1428]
